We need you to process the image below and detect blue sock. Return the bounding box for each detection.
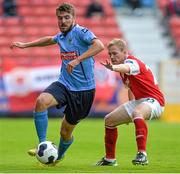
[58,137,74,160]
[33,110,48,143]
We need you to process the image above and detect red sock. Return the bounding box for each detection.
[133,117,148,152]
[105,127,118,159]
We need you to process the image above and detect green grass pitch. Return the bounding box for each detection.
[0,118,180,173]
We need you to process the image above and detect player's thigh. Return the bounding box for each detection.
[43,81,68,109]
[105,105,132,127]
[142,98,164,120]
[132,102,152,120]
[127,98,164,120]
[65,89,95,125]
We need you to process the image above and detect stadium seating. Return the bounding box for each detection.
[157,0,169,15]
[0,0,122,63]
[169,16,180,51]
[157,0,180,56]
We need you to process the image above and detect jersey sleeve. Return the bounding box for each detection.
[76,27,97,45]
[124,59,140,75]
[52,34,59,43]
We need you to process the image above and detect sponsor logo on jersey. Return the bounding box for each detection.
[61,51,78,60]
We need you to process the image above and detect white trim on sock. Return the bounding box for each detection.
[139,151,147,156]
[133,117,144,121]
[105,126,116,129]
[104,157,116,162]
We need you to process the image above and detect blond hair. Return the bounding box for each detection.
[107,38,127,52]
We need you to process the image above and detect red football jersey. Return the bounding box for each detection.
[120,55,165,106]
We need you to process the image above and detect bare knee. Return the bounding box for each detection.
[104,114,116,127]
[132,109,143,120]
[35,94,48,112]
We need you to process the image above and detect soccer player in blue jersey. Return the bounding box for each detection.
[10,3,104,163]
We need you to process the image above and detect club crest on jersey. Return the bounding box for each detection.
[68,38,72,44]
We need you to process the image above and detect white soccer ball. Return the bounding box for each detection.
[36,141,58,164]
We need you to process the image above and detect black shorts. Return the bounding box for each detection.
[44,81,95,125]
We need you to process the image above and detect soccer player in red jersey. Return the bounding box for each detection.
[96,38,165,166]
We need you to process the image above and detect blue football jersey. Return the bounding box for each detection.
[53,24,97,91]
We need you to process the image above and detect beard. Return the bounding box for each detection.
[60,23,74,34]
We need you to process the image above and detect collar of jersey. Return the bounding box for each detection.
[59,24,77,38]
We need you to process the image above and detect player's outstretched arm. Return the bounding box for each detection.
[101,60,130,74]
[10,36,56,49]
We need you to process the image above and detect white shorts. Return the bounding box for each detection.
[123,98,164,120]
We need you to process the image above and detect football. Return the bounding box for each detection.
[36,141,58,164]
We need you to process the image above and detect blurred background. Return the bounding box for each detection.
[0,0,179,122]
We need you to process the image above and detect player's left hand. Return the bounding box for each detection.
[67,59,80,74]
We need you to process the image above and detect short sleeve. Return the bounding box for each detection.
[76,27,97,45]
[53,34,59,43]
[124,59,140,75]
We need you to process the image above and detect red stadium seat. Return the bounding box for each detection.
[16,0,30,6]
[3,17,21,26]
[76,17,86,26]
[0,27,5,36]
[42,0,61,6]
[5,27,23,36]
[0,49,14,57]
[18,6,33,16]
[23,17,37,26]
[0,3,2,16]
[175,38,180,49]
[0,18,4,26]
[171,27,180,38]
[157,0,169,15]
[0,37,10,47]
[104,17,118,27]
[24,27,40,36]
[23,17,57,27]
[169,16,180,29]
[94,50,109,61]
[75,7,85,17]
[104,6,115,17]
[168,16,180,54]
[92,26,122,38]
[18,6,55,17]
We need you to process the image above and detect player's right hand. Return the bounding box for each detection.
[101,60,113,71]
[10,42,27,49]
